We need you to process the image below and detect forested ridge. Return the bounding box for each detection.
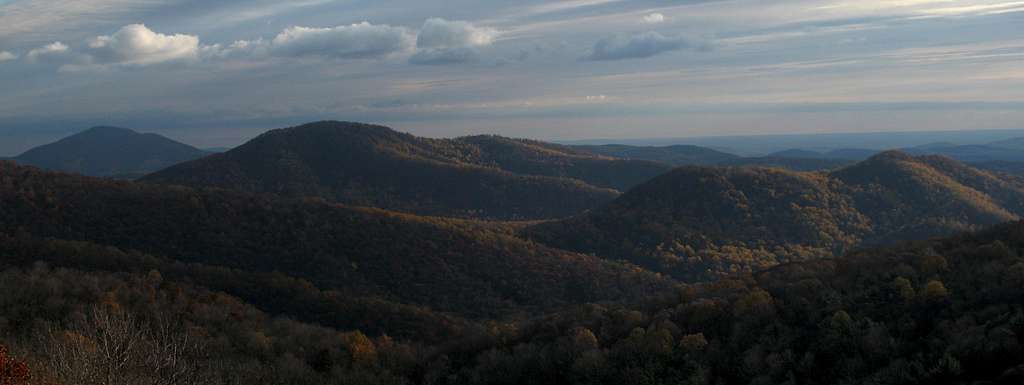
[5,129,1024,384]
[3,213,1024,383]
[141,121,672,220]
[0,162,673,322]
[525,151,1024,282]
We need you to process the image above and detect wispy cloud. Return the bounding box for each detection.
[0,0,167,41]
[26,41,69,63]
[586,31,708,61]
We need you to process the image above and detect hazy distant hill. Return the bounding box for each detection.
[568,143,859,171]
[570,144,740,166]
[905,138,1024,162]
[824,148,880,160]
[13,126,209,177]
[990,137,1024,150]
[719,156,854,171]
[767,148,824,159]
[143,121,671,220]
[765,148,879,161]
[0,161,673,324]
[524,151,1024,282]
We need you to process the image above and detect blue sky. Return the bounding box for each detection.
[1,0,1023,154]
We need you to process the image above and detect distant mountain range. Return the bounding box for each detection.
[12,126,209,178]
[142,121,672,220]
[570,144,740,165]
[570,144,867,171]
[4,157,1024,384]
[904,139,1024,162]
[524,151,1024,282]
[747,136,1024,164]
[766,148,880,161]
[5,121,1024,384]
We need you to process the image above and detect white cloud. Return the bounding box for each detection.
[0,51,16,62]
[410,18,497,65]
[642,13,666,24]
[26,41,69,62]
[587,31,707,61]
[416,18,497,49]
[208,39,269,60]
[269,22,414,59]
[86,24,200,66]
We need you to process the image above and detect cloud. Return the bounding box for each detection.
[642,13,666,24]
[0,51,16,62]
[409,47,479,65]
[86,24,200,66]
[586,31,706,61]
[26,41,69,62]
[416,18,497,49]
[410,18,497,65]
[269,22,414,59]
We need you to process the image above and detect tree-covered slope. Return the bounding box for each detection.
[142,121,670,220]
[434,220,1024,385]
[0,161,673,321]
[457,136,671,191]
[9,217,1023,384]
[524,151,1024,282]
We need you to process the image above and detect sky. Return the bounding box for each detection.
[1,0,1023,154]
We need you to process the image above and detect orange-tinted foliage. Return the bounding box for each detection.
[0,346,30,385]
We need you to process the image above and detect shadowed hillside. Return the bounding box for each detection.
[0,161,674,324]
[14,126,209,177]
[5,214,1023,384]
[524,151,1024,282]
[425,220,1024,385]
[142,121,671,220]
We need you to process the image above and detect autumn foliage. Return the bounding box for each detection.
[0,346,29,385]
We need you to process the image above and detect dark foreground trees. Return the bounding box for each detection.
[4,220,1024,384]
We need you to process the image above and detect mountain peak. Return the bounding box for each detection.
[277,121,399,137]
[14,126,207,177]
[143,121,677,219]
[865,149,914,162]
[80,126,138,136]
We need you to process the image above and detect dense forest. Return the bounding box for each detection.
[141,121,672,220]
[6,125,1024,384]
[0,162,673,325]
[2,213,1023,384]
[525,151,1024,282]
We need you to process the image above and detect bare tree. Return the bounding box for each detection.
[38,306,209,385]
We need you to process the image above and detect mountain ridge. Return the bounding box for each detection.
[142,121,672,220]
[0,160,674,322]
[523,151,1024,282]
